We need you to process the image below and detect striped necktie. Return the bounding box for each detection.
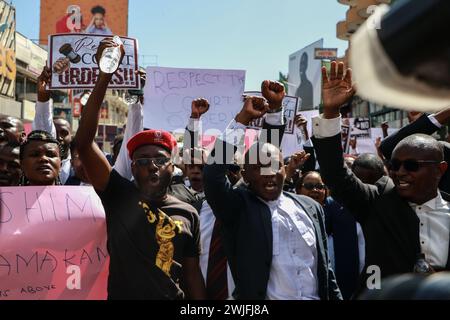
[206,219,228,300]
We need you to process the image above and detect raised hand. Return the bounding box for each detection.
[191,98,210,119]
[261,80,285,110]
[52,57,70,75]
[294,114,309,141]
[235,96,269,125]
[37,66,52,102]
[288,151,311,171]
[381,121,389,138]
[95,37,125,72]
[322,61,356,119]
[285,150,311,181]
[407,111,423,124]
[375,136,382,149]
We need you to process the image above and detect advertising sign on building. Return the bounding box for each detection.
[0,1,17,98]
[39,0,129,45]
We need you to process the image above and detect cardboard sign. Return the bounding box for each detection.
[245,92,299,135]
[144,67,245,133]
[314,48,338,60]
[280,110,320,157]
[49,33,139,89]
[0,186,108,300]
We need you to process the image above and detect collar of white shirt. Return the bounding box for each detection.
[409,192,447,211]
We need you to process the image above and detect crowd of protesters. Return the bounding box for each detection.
[1,37,450,300]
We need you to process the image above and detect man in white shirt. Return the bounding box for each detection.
[311,61,450,294]
[203,80,341,300]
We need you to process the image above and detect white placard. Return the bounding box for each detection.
[48,33,139,89]
[144,67,245,133]
[280,109,320,157]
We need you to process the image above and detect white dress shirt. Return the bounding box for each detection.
[312,114,450,268]
[409,193,450,267]
[219,116,320,300]
[111,102,143,180]
[262,194,319,300]
[199,201,235,299]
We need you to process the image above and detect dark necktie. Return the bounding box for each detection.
[206,219,228,300]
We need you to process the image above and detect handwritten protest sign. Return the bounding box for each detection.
[0,186,108,300]
[48,34,139,89]
[144,67,245,133]
[245,92,300,135]
[280,109,319,157]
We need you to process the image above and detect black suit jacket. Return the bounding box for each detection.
[379,114,450,193]
[313,134,450,286]
[204,138,342,300]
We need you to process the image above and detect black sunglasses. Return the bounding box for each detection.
[134,157,171,168]
[302,183,326,191]
[388,159,441,172]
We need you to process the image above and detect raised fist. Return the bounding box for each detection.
[261,80,285,110]
[191,98,210,119]
[235,96,269,126]
[52,57,70,75]
[294,114,308,128]
[38,66,52,102]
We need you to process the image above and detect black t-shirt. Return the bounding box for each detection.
[98,170,201,300]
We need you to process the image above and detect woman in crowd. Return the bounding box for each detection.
[19,130,62,186]
[295,170,364,300]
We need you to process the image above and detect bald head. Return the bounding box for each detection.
[391,134,447,205]
[393,134,444,162]
[0,115,25,144]
[353,153,387,184]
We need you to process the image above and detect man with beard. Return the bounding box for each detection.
[75,38,205,300]
[311,61,450,292]
[203,83,341,300]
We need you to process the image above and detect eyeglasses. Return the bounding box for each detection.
[302,183,326,191]
[388,159,441,172]
[134,157,171,168]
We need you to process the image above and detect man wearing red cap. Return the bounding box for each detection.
[75,39,205,300]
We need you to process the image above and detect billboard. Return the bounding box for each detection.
[0,0,16,98]
[39,0,128,45]
[288,39,323,111]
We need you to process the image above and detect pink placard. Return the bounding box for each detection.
[0,186,108,300]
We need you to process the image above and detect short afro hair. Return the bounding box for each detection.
[91,5,106,15]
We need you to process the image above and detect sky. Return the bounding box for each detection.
[11,0,349,90]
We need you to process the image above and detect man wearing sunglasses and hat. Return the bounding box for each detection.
[311,61,450,295]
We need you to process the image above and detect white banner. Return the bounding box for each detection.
[143,67,245,133]
[48,33,139,89]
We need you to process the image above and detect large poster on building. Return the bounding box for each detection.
[288,39,323,111]
[0,0,16,98]
[39,0,128,45]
